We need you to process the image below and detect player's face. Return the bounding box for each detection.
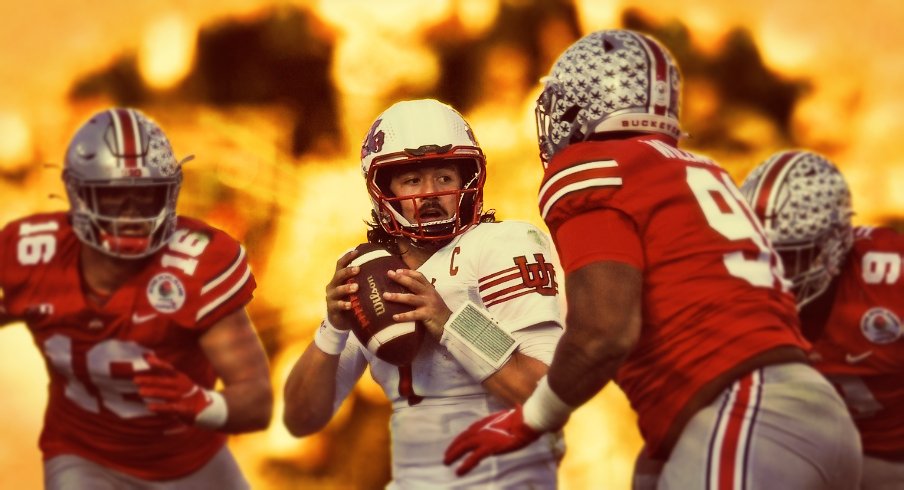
[388,162,462,224]
[94,186,167,235]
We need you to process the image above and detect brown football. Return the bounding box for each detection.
[341,243,424,366]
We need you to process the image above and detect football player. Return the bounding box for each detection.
[443,30,863,488]
[0,108,272,489]
[283,99,565,488]
[742,150,904,489]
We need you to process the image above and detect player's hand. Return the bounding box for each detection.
[444,406,542,476]
[385,268,452,339]
[134,353,214,425]
[326,248,360,331]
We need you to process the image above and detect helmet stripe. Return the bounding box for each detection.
[752,151,799,224]
[111,108,142,168]
[633,32,669,116]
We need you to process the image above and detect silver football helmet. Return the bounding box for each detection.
[740,150,853,308]
[536,29,682,167]
[360,99,486,242]
[63,108,187,259]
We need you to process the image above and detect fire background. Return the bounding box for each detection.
[1,0,901,488]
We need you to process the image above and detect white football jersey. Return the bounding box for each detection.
[331,220,564,487]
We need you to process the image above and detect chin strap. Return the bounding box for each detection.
[99,232,151,256]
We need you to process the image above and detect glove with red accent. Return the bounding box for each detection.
[443,405,543,476]
[134,353,225,428]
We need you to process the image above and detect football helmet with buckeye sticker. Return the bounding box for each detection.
[360,99,486,242]
[740,150,853,308]
[63,108,191,259]
[535,29,682,167]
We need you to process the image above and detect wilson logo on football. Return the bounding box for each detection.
[349,274,388,328]
[348,288,369,328]
[514,254,558,296]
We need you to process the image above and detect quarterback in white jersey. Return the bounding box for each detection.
[284,99,564,488]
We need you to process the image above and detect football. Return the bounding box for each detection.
[341,243,424,366]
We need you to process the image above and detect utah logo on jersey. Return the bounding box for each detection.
[514,253,558,296]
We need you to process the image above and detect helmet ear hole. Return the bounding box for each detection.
[561,105,580,123]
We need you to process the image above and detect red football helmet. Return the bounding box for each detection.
[360,99,486,243]
[535,29,682,167]
[63,108,190,259]
[741,150,853,307]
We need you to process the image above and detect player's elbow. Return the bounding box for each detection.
[282,382,333,437]
[283,403,331,437]
[567,308,640,363]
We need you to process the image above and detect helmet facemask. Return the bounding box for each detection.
[773,223,852,308]
[535,82,567,168]
[65,176,181,258]
[368,154,485,243]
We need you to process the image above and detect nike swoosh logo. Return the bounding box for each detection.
[845,351,873,364]
[132,312,158,324]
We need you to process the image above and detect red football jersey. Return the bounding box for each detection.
[0,212,256,480]
[805,226,904,458]
[538,135,808,456]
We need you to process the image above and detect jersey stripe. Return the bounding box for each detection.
[202,247,246,295]
[482,283,529,303]
[706,369,762,490]
[538,159,618,201]
[478,270,520,292]
[485,288,535,308]
[479,266,518,284]
[539,160,621,220]
[541,177,622,220]
[196,264,252,322]
[478,264,535,307]
[855,226,875,239]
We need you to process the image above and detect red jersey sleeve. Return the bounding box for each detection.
[163,218,256,331]
[555,208,644,273]
[539,156,624,235]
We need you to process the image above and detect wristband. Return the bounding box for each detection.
[440,301,517,381]
[522,375,574,432]
[195,390,229,429]
[314,318,350,355]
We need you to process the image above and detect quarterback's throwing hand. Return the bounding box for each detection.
[134,353,213,425]
[444,406,542,476]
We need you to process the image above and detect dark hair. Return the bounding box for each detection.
[365,208,497,254]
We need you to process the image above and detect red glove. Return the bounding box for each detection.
[134,353,214,425]
[444,405,542,476]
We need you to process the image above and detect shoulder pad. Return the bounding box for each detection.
[146,218,256,330]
